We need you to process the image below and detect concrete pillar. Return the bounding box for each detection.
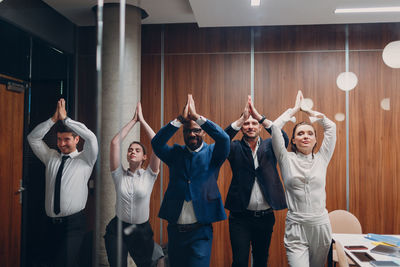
[97,3,145,266]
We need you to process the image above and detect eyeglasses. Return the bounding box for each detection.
[183,128,202,135]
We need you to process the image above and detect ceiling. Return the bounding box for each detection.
[43,0,400,27]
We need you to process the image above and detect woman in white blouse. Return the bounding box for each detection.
[270,91,336,267]
[104,102,161,267]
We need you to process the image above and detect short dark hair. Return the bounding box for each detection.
[290,121,317,158]
[128,141,147,156]
[55,121,78,137]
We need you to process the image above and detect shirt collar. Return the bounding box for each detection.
[127,168,145,177]
[244,137,261,149]
[61,149,79,159]
[186,142,204,153]
[296,152,313,160]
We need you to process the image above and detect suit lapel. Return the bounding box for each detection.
[183,147,192,176]
[240,138,255,169]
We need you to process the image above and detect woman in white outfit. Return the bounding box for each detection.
[104,102,162,267]
[270,91,336,267]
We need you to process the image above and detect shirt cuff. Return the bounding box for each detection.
[47,118,56,126]
[170,119,182,128]
[196,116,207,126]
[63,117,71,125]
[231,122,241,131]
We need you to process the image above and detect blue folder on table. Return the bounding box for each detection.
[365,234,400,247]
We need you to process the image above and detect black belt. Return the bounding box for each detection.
[49,210,84,224]
[231,208,273,218]
[172,222,204,233]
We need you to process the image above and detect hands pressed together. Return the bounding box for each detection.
[132,102,145,123]
[292,90,322,119]
[51,98,68,122]
[178,94,200,123]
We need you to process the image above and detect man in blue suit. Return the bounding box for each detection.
[151,94,230,267]
[225,96,288,267]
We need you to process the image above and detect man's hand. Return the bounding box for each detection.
[178,97,190,123]
[248,98,263,122]
[51,102,59,122]
[187,94,200,121]
[242,96,251,121]
[58,98,67,120]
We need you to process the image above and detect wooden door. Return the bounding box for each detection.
[0,76,25,267]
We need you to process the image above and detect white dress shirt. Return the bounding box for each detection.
[27,118,98,217]
[112,166,159,224]
[231,123,271,211]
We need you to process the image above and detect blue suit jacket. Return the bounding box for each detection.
[151,119,230,224]
[225,124,288,212]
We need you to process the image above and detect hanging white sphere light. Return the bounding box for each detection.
[380,98,390,111]
[334,113,345,122]
[382,41,400,68]
[336,72,358,91]
[300,98,314,112]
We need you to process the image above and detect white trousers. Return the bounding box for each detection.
[284,221,332,267]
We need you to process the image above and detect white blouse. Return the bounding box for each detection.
[112,166,159,224]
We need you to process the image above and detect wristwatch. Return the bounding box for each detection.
[258,115,266,124]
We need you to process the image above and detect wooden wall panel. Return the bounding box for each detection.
[254,51,347,266]
[165,23,251,54]
[349,51,400,234]
[349,23,400,50]
[163,53,251,266]
[254,24,346,52]
[140,55,162,242]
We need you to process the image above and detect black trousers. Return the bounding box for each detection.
[43,211,86,267]
[104,216,154,267]
[229,211,275,267]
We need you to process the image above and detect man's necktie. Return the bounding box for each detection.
[54,155,69,214]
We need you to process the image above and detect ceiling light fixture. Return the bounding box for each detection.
[335,6,400,13]
[251,0,261,7]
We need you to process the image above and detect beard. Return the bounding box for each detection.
[243,132,259,141]
[185,136,203,151]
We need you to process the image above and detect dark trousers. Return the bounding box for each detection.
[43,211,86,267]
[104,216,154,267]
[167,223,213,267]
[229,211,275,267]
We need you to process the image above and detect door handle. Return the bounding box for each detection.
[17,186,26,193]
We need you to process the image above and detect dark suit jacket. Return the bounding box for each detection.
[151,119,230,224]
[224,124,288,212]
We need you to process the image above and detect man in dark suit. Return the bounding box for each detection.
[151,94,230,267]
[225,96,288,267]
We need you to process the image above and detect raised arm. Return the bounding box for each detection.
[136,102,160,173]
[27,104,60,163]
[109,105,138,171]
[271,91,303,160]
[151,100,189,165]
[302,109,336,162]
[58,99,98,166]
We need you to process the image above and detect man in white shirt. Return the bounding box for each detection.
[27,98,98,267]
[224,97,288,267]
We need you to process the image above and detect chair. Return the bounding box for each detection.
[328,210,362,266]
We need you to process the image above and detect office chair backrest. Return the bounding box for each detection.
[329,210,362,234]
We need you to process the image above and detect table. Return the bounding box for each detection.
[332,233,400,267]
